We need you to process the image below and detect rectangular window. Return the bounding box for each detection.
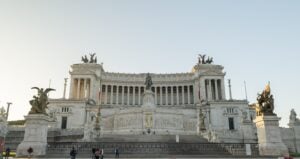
[61,117,67,129]
[228,117,234,130]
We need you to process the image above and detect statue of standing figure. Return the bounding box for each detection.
[290,109,300,124]
[145,73,153,90]
[199,109,206,131]
[29,87,55,114]
[0,107,6,122]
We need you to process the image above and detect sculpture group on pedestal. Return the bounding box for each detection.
[255,83,275,116]
[17,87,54,157]
[254,83,289,156]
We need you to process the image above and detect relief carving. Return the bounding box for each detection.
[145,113,153,128]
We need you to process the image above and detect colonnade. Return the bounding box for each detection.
[100,85,194,106]
[204,79,223,100]
[72,78,91,99]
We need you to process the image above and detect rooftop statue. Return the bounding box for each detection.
[81,55,89,63]
[0,107,6,117]
[198,54,213,64]
[290,109,300,124]
[145,73,153,90]
[81,53,97,63]
[0,106,6,122]
[255,83,275,116]
[29,87,55,115]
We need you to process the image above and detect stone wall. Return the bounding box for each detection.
[281,127,300,153]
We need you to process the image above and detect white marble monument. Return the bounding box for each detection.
[47,54,254,142]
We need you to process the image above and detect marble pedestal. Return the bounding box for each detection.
[17,114,51,157]
[142,90,155,134]
[142,90,155,109]
[254,115,288,156]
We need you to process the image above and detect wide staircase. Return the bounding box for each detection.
[45,135,260,158]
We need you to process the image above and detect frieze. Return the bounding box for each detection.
[114,113,141,129]
[103,116,114,129]
[155,115,183,129]
[183,120,197,131]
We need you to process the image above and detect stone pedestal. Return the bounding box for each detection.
[254,115,288,156]
[142,90,155,109]
[142,90,155,134]
[17,114,51,157]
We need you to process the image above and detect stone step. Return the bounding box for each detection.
[92,135,209,143]
[45,142,260,158]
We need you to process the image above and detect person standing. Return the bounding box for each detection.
[94,149,100,159]
[5,147,10,159]
[114,148,119,158]
[70,147,77,159]
[92,148,96,159]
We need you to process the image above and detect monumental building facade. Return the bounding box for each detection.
[47,55,257,143]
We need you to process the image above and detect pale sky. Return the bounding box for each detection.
[0,0,299,127]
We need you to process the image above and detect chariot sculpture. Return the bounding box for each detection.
[198,54,213,64]
[81,53,97,63]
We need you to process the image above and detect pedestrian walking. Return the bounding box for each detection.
[70,147,77,159]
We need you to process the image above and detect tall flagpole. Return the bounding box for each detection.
[228,79,232,100]
[244,81,248,101]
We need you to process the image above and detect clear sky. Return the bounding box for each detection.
[0,0,299,127]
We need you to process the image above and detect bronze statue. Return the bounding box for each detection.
[81,55,89,63]
[89,53,96,63]
[145,73,153,90]
[81,53,97,63]
[29,87,55,114]
[255,83,275,116]
[198,54,213,64]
